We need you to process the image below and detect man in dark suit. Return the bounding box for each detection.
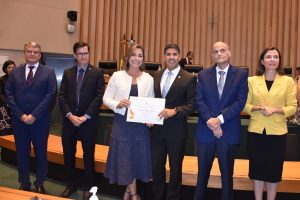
[151,43,195,200]
[58,42,105,200]
[179,51,193,69]
[5,41,57,193]
[194,41,248,200]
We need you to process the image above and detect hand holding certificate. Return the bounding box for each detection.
[126,96,166,125]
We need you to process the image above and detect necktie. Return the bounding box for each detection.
[76,68,84,106]
[162,71,172,98]
[218,71,225,99]
[26,66,35,85]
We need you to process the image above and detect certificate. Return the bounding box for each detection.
[126,96,165,125]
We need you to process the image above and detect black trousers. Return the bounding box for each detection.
[61,118,97,191]
[151,133,186,200]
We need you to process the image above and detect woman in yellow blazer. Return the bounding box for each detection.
[243,47,297,200]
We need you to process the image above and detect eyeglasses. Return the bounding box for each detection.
[213,48,228,55]
[26,50,40,55]
[76,52,90,57]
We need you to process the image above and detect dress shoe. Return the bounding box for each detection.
[60,185,78,198]
[33,182,46,194]
[19,185,31,192]
[82,191,92,200]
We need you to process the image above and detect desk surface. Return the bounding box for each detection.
[0,186,71,200]
[1,135,300,193]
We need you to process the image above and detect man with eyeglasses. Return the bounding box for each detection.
[5,41,57,194]
[58,41,105,200]
[194,41,248,200]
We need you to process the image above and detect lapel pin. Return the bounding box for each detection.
[178,76,181,79]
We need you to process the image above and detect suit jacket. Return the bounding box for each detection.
[179,58,192,69]
[243,74,297,135]
[5,64,57,126]
[152,68,196,139]
[58,64,105,119]
[103,70,154,115]
[195,65,248,144]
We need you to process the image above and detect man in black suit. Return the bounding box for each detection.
[179,51,193,69]
[151,44,195,200]
[58,42,105,200]
[5,41,57,194]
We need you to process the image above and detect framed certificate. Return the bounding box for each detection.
[126,96,165,125]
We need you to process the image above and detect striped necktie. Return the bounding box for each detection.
[76,68,84,106]
[218,71,225,99]
[162,71,172,98]
[26,66,35,85]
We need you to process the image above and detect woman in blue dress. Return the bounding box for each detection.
[103,44,154,200]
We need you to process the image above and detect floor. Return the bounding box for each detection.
[0,147,119,200]
[2,151,300,200]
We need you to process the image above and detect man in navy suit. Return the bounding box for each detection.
[194,41,248,200]
[5,41,57,193]
[58,42,105,200]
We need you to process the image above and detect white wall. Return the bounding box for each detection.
[0,0,81,54]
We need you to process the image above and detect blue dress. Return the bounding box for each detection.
[104,84,152,185]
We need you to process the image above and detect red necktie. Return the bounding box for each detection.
[26,66,34,85]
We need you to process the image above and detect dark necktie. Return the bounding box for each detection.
[26,66,35,85]
[218,71,225,99]
[76,68,84,106]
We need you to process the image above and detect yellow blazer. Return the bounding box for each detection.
[243,74,297,135]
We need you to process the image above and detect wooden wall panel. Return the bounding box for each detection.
[80,0,300,75]
[293,0,300,66]
[289,0,298,68]
[240,0,248,70]
[193,0,201,65]
[154,0,162,61]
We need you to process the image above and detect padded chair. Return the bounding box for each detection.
[238,66,249,76]
[103,124,113,145]
[283,66,293,76]
[185,64,203,74]
[285,134,299,161]
[99,60,118,76]
[144,62,160,77]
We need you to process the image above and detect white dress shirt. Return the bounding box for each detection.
[216,64,230,124]
[25,63,39,78]
[216,64,229,85]
[160,65,180,94]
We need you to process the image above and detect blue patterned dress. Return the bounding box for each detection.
[104,84,152,185]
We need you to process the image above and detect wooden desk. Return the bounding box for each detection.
[1,135,300,193]
[0,186,71,200]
